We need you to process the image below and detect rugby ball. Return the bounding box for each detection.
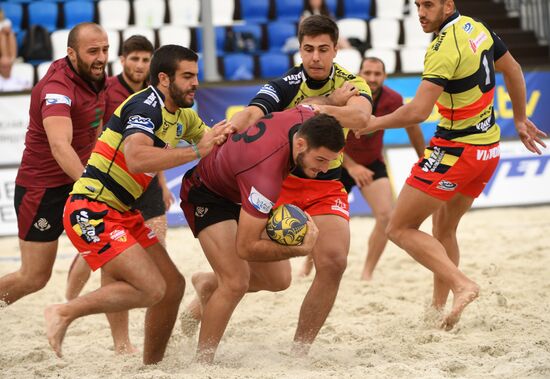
[266,204,308,246]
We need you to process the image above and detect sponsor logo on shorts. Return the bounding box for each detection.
[34,218,51,231]
[331,198,349,216]
[462,22,474,34]
[110,229,127,242]
[477,146,500,161]
[80,251,92,257]
[468,31,487,53]
[248,187,274,214]
[147,230,157,239]
[71,209,107,244]
[45,93,72,106]
[437,180,457,191]
[195,206,208,218]
[422,146,445,172]
[127,115,155,133]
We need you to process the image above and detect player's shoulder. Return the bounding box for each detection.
[273,65,304,87]
[105,75,120,88]
[333,63,359,82]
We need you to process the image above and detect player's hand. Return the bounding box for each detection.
[354,115,378,138]
[328,82,359,106]
[347,164,374,187]
[161,185,175,210]
[196,120,230,157]
[516,118,547,155]
[296,213,319,255]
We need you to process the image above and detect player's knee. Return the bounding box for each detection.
[219,276,249,299]
[268,271,292,292]
[386,221,403,243]
[144,278,167,306]
[21,270,52,293]
[315,252,347,278]
[376,210,392,227]
[164,272,185,302]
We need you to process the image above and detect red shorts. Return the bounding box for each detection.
[63,195,159,271]
[406,137,500,201]
[275,175,350,220]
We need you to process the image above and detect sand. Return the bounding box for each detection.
[1,206,549,378]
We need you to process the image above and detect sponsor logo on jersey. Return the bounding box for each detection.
[195,206,208,217]
[45,93,72,106]
[462,22,474,34]
[432,32,447,51]
[144,92,157,107]
[257,84,280,103]
[468,31,487,53]
[437,180,457,191]
[248,186,274,214]
[176,123,183,138]
[127,115,155,132]
[34,217,51,231]
[110,229,127,242]
[477,146,500,161]
[475,116,493,132]
[282,73,302,85]
[422,146,445,172]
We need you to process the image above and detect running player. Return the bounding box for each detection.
[358,0,546,330]
[0,22,108,306]
[44,45,232,364]
[180,106,346,363]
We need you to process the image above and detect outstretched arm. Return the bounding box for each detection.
[495,51,547,154]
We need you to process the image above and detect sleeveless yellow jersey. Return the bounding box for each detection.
[72,86,208,212]
[249,63,372,180]
[423,12,508,145]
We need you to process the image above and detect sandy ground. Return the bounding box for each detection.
[1,206,549,378]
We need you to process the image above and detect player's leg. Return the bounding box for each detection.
[292,214,349,355]
[195,220,250,363]
[142,242,185,365]
[65,254,91,300]
[431,193,475,310]
[248,260,292,292]
[386,184,479,330]
[44,242,167,358]
[359,176,393,281]
[0,240,57,304]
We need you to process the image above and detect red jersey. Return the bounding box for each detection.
[16,57,106,188]
[198,106,315,218]
[103,74,146,123]
[344,85,403,165]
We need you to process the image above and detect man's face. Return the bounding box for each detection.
[168,60,199,108]
[295,144,339,179]
[299,34,337,80]
[415,0,451,33]
[71,29,109,82]
[359,60,385,97]
[121,51,151,85]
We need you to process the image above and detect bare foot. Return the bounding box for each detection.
[441,283,480,331]
[44,304,71,358]
[360,270,373,281]
[114,342,139,355]
[180,273,217,338]
[297,255,314,278]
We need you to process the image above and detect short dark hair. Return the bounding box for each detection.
[67,22,104,50]
[297,113,345,152]
[122,35,154,57]
[298,15,339,46]
[361,56,386,73]
[149,44,198,86]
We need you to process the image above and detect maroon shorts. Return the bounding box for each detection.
[63,195,159,271]
[14,184,72,241]
[406,137,500,201]
[275,175,350,220]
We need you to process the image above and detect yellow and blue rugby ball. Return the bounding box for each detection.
[266,204,308,246]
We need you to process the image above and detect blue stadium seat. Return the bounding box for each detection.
[223,53,254,81]
[231,23,262,53]
[239,0,269,23]
[195,27,226,54]
[28,2,58,32]
[267,21,296,52]
[64,1,95,29]
[2,0,32,3]
[325,0,337,16]
[343,0,372,19]
[275,0,303,22]
[259,52,290,78]
[1,2,23,32]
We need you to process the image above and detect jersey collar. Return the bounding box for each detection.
[301,64,335,90]
[438,11,461,34]
[117,73,147,95]
[150,85,166,108]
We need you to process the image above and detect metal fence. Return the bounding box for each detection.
[497,0,550,46]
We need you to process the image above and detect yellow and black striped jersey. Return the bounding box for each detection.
[71,86,208,212]
[249,63,372,180]
[423,12,508,145]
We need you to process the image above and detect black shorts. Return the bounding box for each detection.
[180,166,240,237]
[14,183,73,242]
[340,159,388,193]
[132,176,166,221]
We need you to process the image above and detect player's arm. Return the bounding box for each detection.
[43,116,86,181]
[312,94,372,130]
[495,51,546,154]
[157,171,174,210]
[405,124,425,158]
[229,105,265,132]
[235,210,318,262]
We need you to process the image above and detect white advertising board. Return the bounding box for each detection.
[386,140,550,207]
[0,94,30,165]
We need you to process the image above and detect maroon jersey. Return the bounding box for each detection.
[16,57,106,188]
[199,106,315,218]
[103,74,146,123]
[344,85,403,165]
